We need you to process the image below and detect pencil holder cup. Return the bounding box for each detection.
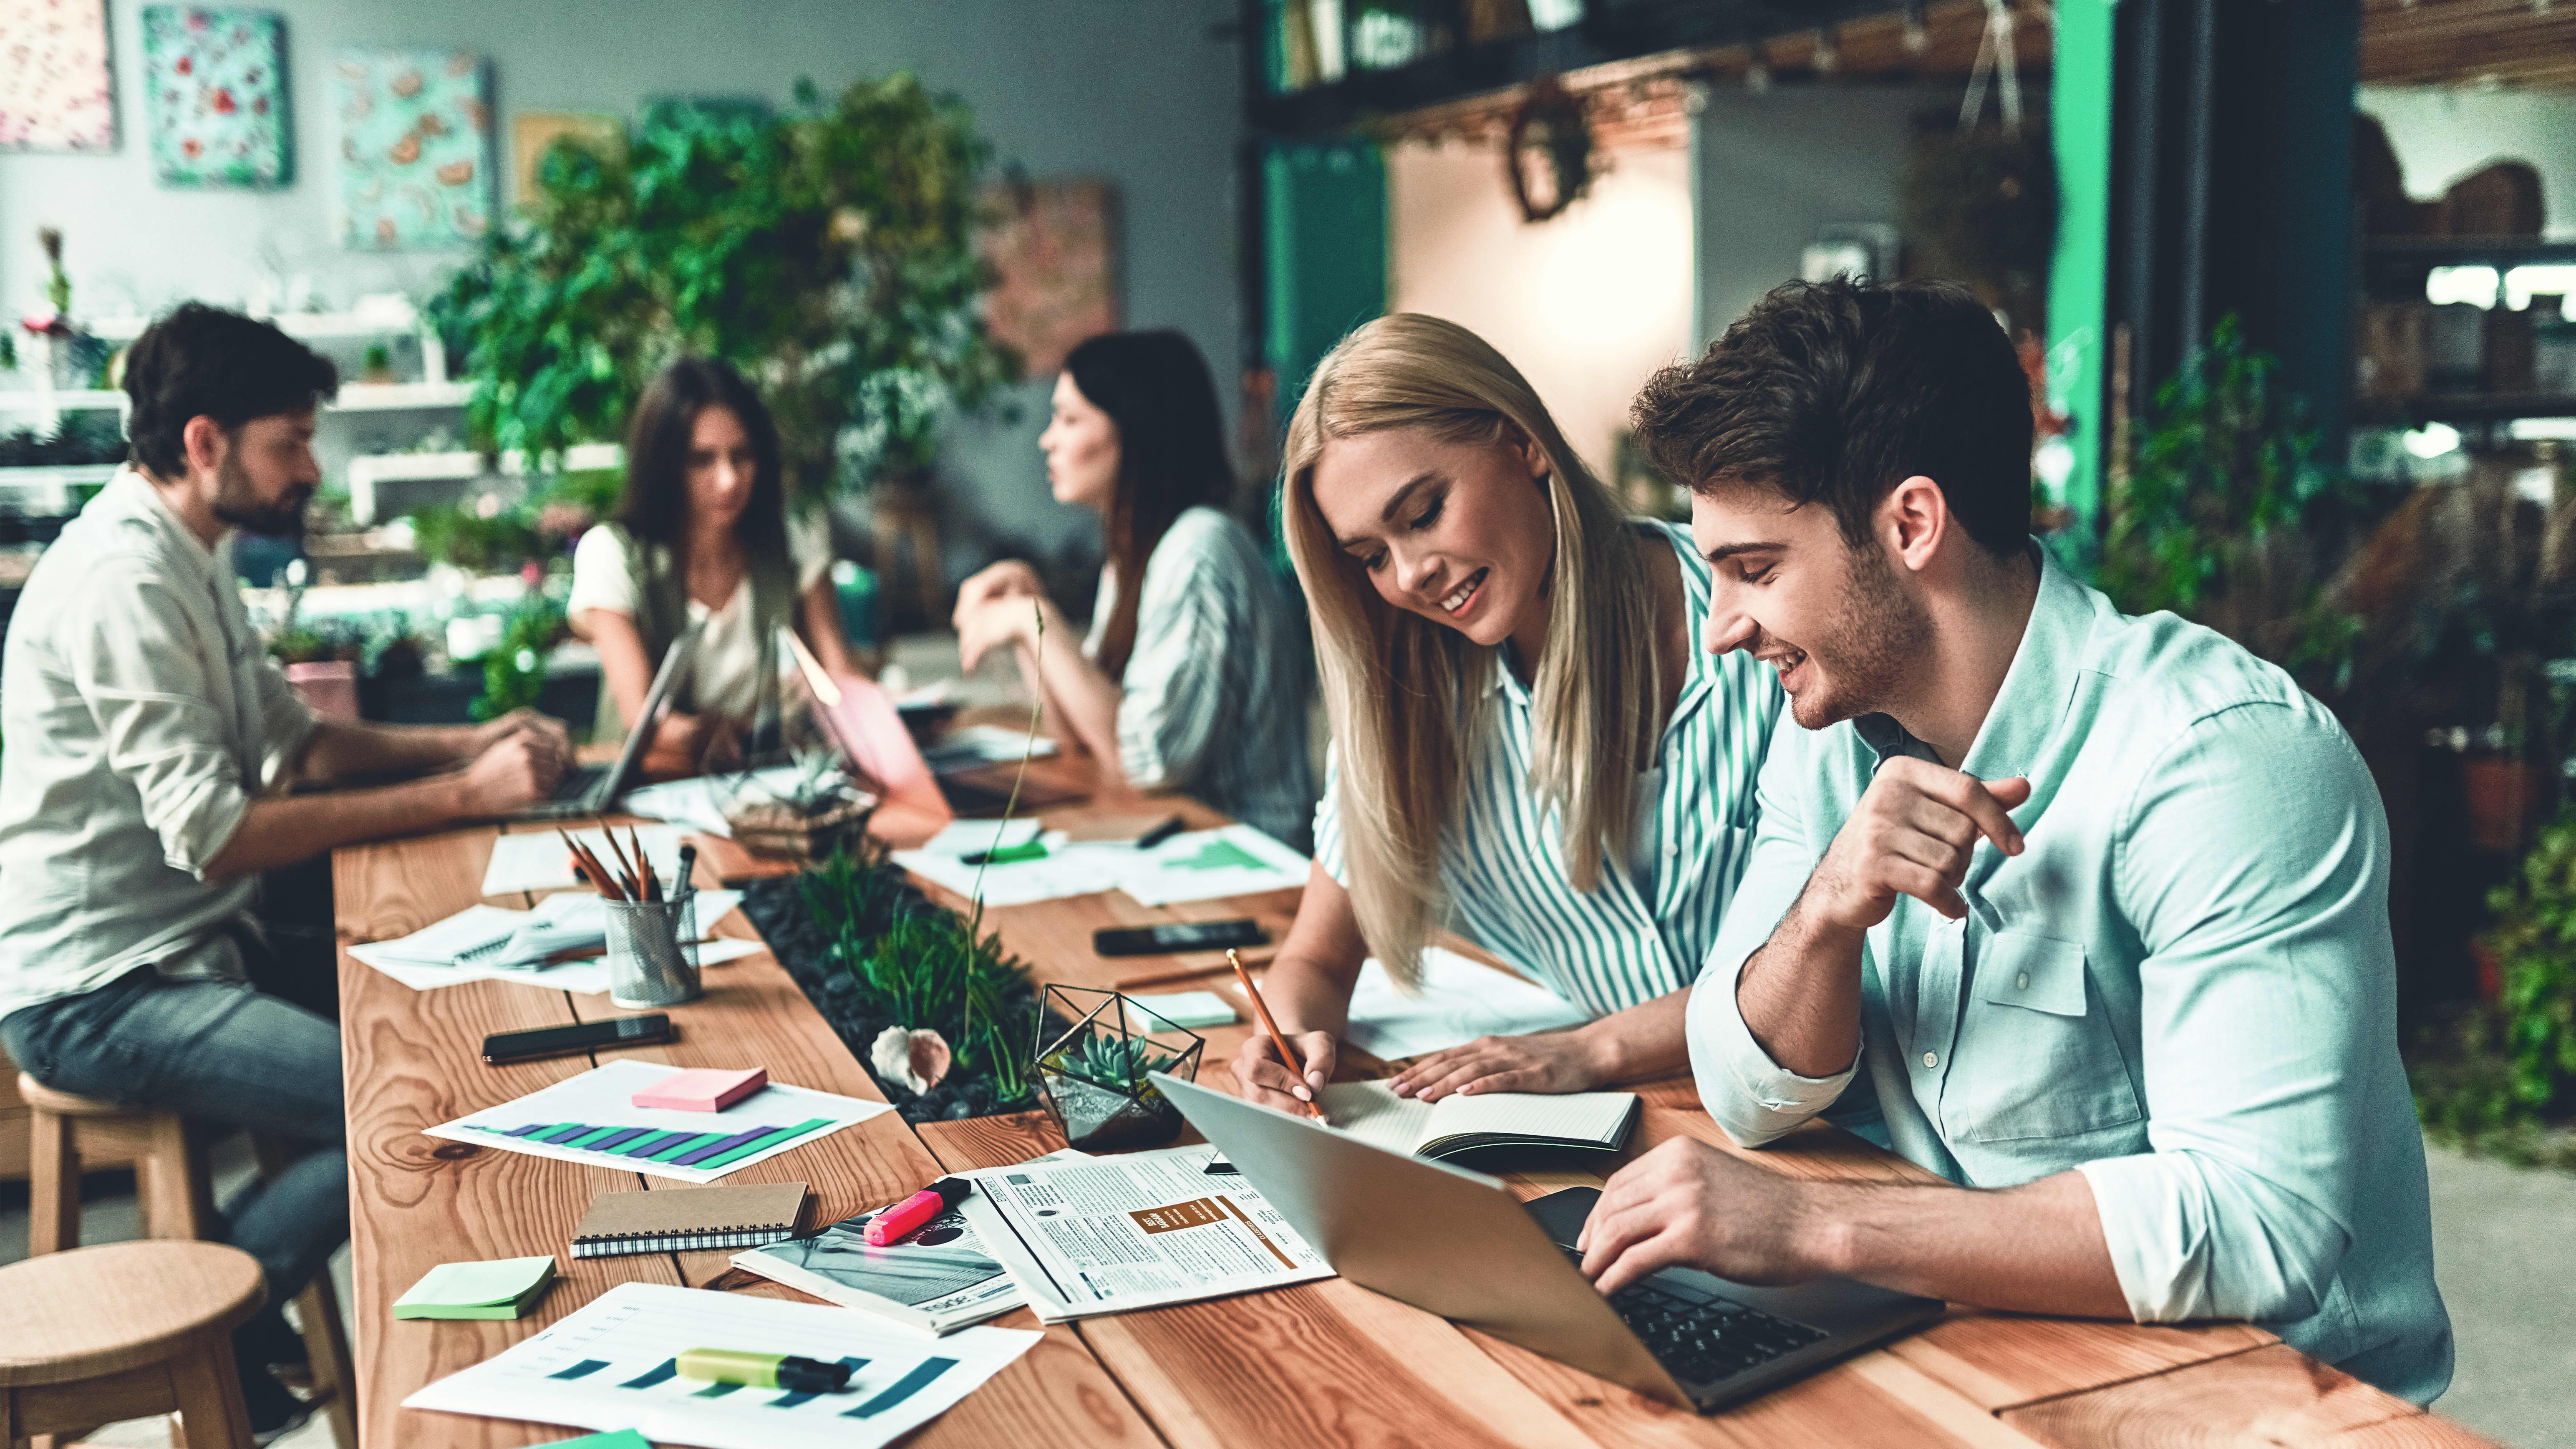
[604,897,700,1008]
[1033,985,1204,1151]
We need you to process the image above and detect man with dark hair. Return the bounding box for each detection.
[0,304,572,1434]
[1578,279,2450,1403]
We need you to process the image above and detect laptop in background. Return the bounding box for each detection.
[1152,1071,1943,1413]
[511,619,704,821]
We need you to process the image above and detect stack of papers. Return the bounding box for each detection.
[1339,945,1591,1061]
[424,1060,894,1185]
[394,1255,557,1320]
[348,891,756,995]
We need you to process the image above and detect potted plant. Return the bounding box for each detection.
[1033,985,1205,1151]
[724,746,877,864]
[427,75,1018,502]
[2414,806,2576,1167]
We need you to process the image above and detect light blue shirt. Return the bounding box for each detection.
[1687,549,2451,1404]
[1318,521,1785,1015]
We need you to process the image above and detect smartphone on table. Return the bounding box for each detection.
[481,1014,672,1065]
[1092,919,1267,958]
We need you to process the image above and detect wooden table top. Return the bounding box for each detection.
[333,760,2495,1449]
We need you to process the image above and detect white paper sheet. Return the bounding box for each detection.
[915,817,1042,858]
[481,825,691,896]
[403,1280,1039,1449]
[347,891,750,994]
[1339,945,1592,1062]
[953,1143,1333,1321]
[423,1059,891,1184]
[1114,824,1311,905]
[890,834,1141,907]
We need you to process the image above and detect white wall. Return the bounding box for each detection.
[0,0,1244,567]
[2362,86,2576,240]
[1386,139,1694,478]
[1690,83,1957,348]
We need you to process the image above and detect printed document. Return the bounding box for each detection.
[404,1280,1038,1449]
[955,1144,1332,1320]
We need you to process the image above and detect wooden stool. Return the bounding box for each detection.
[0,1240,265,1449]
[18,1074,356,1449]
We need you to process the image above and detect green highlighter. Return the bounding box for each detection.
[676,1348,852,1393]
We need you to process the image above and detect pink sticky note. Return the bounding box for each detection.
[631,1068,767,1113]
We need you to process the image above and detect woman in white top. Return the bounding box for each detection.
[1233,314,1784,1114]
[952,330,1314,848]
[568,358,857,774]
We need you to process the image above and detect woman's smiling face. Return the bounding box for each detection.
[1307,425,1555,651]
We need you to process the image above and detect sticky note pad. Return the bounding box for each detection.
[392,1255,556,1320]
[631,1067,767,1113]
[550,1433,651,1449]
[1132,990,1238,1029]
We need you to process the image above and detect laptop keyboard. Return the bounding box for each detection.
[549,764,605,802]
[1586,1261,1828,1385]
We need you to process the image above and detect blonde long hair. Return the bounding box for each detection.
[1282,314,1659,985]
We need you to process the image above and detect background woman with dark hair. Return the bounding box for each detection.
[953,329,1315,848]
[570,357,858,774]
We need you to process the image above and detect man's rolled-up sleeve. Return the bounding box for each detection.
[67,571,255,877]
[1688,728,1857,1147]
[2075,704,2381,1325]
[252,654,318,784]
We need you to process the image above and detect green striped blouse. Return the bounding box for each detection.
[1315,521,1785,1016]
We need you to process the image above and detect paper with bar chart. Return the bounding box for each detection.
[403,1281,1039,1449]
[424,1060,892,1184]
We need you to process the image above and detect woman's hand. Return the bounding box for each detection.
[953,560,1046,630]
[1388,1030,1608,1101]
[955,593,1039,673]
[1232,1029,1339,1115]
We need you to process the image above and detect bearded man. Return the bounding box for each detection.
[0,304,571,1434]
[1576,279,2452,1405]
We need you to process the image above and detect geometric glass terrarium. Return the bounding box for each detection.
[1033,985,1205,1151]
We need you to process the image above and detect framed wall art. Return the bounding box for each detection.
[0,0,117,152]
[335,45,493,249]
[142,7,289,187]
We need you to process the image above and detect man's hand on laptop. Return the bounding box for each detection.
[1809,759,2029,929]
[1576,1137,1815,1298]
[1234,1029,1337,1114]
[453,727,565,815]
[474,708,572,774]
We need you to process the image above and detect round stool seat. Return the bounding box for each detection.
[0,1240,265,1387]
[15,1072,129,1118]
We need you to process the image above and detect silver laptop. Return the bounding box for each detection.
[1151,1071,1943,1412]
[512,619,703,821]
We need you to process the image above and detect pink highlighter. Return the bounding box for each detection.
[864,1177,974,1245]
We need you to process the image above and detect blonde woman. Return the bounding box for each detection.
[1235,314,1785,1114]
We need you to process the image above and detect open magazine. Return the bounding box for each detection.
[953,1144,1333,1321]
[731,1200,1021,1335]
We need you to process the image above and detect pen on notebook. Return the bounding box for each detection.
[1134,814,1185,849]
[1230,948,1326,1124]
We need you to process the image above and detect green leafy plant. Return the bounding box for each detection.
[1047,1031,1180,1093]
[427,75,1018,498]
[470,597,567,722]
[2095,315,2364,697]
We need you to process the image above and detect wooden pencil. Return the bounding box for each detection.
[1112,956,1266,991]
[628,827,659,902]
[596,823,641,897]
[1230,948,1326,1124]
[557,830,625,902]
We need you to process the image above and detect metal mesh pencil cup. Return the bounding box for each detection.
[603,897,700,1008]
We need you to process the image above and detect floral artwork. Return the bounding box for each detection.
[333,45,492,250]
[0,0,117,152]
[979,179,1119,375]
[142,8,288,187]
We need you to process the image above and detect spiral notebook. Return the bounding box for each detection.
[569,1181,808,1259]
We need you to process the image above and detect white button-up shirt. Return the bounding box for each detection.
[0,466,315,1023]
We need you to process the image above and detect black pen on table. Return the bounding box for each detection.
[1135,814,1185,849]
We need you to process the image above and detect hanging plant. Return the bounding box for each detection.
[1504,75,1593,224]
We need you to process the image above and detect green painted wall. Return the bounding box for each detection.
[2044,0,2117,542]
[1262,139,1388,423]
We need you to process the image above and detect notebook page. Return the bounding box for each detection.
[1315,1081,1438,1156]
[1419,1090,1637,1149]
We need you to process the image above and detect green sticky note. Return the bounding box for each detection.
[392,1255,557,1320]
[548,1433,651,1449]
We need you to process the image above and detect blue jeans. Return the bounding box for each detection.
[2,967,347,1305]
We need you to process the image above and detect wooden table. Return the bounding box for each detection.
[334,771,2495,1449]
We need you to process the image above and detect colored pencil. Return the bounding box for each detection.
[629,827,659,902]
[558,831,625,902]
[1230,949,1326,1124]
[597,823,641,898]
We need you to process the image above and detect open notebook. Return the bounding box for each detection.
[1317,1080,1640,1162]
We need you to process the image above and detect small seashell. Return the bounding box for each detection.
[871,1026,952,1095]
